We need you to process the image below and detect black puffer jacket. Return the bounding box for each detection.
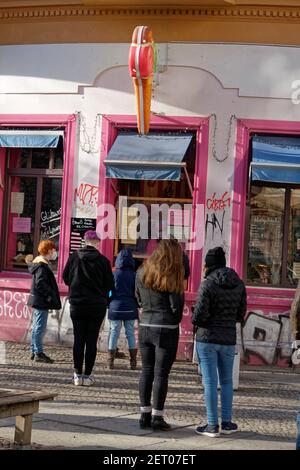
[27,257,61,310]
[192,267,247,345]
[63,246,114,306]
[136,268,184,326]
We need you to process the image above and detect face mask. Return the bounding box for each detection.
[51,250,58,261]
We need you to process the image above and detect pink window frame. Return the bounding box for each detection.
[98,114,209,296]
[0,114,77,289]
[231,118,300,297]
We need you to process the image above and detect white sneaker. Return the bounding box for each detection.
[73,373,83,386]
[83,375,95,387]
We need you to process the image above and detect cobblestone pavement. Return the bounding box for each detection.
[0,342,299,449]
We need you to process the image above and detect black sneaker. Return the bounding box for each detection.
[34,352,54,364]
[195,424,220,437]
[221,422,238,435]
[151,416,171,431]
[139,412,152,429]
[30,353,35,360]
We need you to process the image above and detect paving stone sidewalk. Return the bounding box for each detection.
[0,342,299,450]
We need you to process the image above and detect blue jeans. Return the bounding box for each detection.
[196,342,235,426]
[297,406,300,450]
[31,309,49,354]
[108,320,136,350]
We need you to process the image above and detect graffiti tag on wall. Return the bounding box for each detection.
[205,192,231,243]
[0,290,295,366]
[74,183,99,206]
[0,291,31,342]
[237,311,292,365]
[206,192,231,212]
[74,183,99,218]
[0,291,31,320]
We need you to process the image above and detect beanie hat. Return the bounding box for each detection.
[84,230,100,241]
[205,246,226,268]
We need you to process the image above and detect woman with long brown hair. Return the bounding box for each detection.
[136,238,185,431]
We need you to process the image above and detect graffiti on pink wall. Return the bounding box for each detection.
[0,290,195,360]
[238,311,292,366]
[0,290,295,365]
[0,291,73,345]
[0,291,31,342]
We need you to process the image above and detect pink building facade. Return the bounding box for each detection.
[1,42,300,366]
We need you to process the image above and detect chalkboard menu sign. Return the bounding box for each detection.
[70,218,97,253]
[249,214,282,259]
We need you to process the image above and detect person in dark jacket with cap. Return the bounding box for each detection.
[107,249,139,370]
[27,239,61,364]
[192,246,247,438]
[63,230,114,387]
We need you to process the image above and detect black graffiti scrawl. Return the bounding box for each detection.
[205,211,225,240]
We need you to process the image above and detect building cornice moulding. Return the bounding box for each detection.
[2,5,300,22]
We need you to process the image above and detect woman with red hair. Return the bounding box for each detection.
[27,239,61,363]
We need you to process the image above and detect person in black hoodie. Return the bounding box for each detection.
[63,230,114,387]
[136,238,184,431]
[27,239,61,363]
[192,247,247,438]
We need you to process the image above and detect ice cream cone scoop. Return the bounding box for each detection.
[129,26,155,134]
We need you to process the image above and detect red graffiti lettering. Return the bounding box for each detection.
[206,192,231,212]
[74,184,99,206]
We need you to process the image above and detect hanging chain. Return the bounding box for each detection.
[76,112,237,157]
[78,112,101,154]
[210,113,236,163]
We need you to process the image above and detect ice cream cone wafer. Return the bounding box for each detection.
[133,76,152,134]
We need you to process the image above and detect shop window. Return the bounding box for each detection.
[246,135,300,287]
[0,139,63,272]
[105,130,196,272]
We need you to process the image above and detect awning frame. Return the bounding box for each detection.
[105,159,194,198]
[104,160,186,167]
[0,130,64,136]
[0,129,64,149]
[251,162,300,169]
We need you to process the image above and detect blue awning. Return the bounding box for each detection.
[104,133,193,181]
[0,130,63,148]
[252,135,300,184]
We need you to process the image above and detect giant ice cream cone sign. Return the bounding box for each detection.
[129,26,156,134]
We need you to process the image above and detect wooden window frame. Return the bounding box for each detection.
[245,179,300,288]
[1,147,63,272]
[0,114,76,288]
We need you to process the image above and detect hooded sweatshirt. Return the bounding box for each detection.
[108,249,138,321]
[27,256,61,310]
[62,246,114,306]
[192,266,247,345]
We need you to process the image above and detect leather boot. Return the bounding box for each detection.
[151,416,171,431]
[129,349,138,370]
[115,348,127,359]
[107,349,116,370]
[139,412,152,429]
